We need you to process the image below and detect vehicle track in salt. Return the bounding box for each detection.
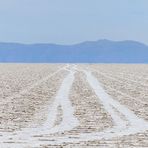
[0,64,148,148]
[89,68,148,105]
[89,66,148,87]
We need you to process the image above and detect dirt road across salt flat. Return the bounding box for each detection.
[0,64,148,147]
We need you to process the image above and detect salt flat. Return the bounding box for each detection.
[0,64,148,148]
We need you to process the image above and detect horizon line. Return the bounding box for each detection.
[0,39,147,46]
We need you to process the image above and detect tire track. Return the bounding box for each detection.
[90,67,148,88]
[0,65,79,147]
[90,68,147,105]
[1,65,148,147]
[2,65,68,105]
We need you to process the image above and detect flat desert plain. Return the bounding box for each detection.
[0,64,148,148]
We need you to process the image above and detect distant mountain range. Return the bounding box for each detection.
[0,39,148,63]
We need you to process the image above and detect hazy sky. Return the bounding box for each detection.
[0,0,148,44]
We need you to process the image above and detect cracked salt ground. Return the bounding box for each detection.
[0,64,148,147]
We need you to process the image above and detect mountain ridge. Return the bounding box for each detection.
[0,40,148,63]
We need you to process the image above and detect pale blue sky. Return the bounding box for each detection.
[0,0,148,44]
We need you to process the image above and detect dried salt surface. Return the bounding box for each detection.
[0,71,67,130]
[47,71,113,139]
[0,65,79,147]
[0,64,148,147]
[40,66,79,134]
[90,64,148,85]
[53,105,63,127]
[91,69,148,101]
[0,65,68,132]
[0,64,64,99]
[35,66,148,147]
[66,71,113,133]
[91,70,148,121]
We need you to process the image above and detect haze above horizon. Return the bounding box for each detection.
[0,0,148,44]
